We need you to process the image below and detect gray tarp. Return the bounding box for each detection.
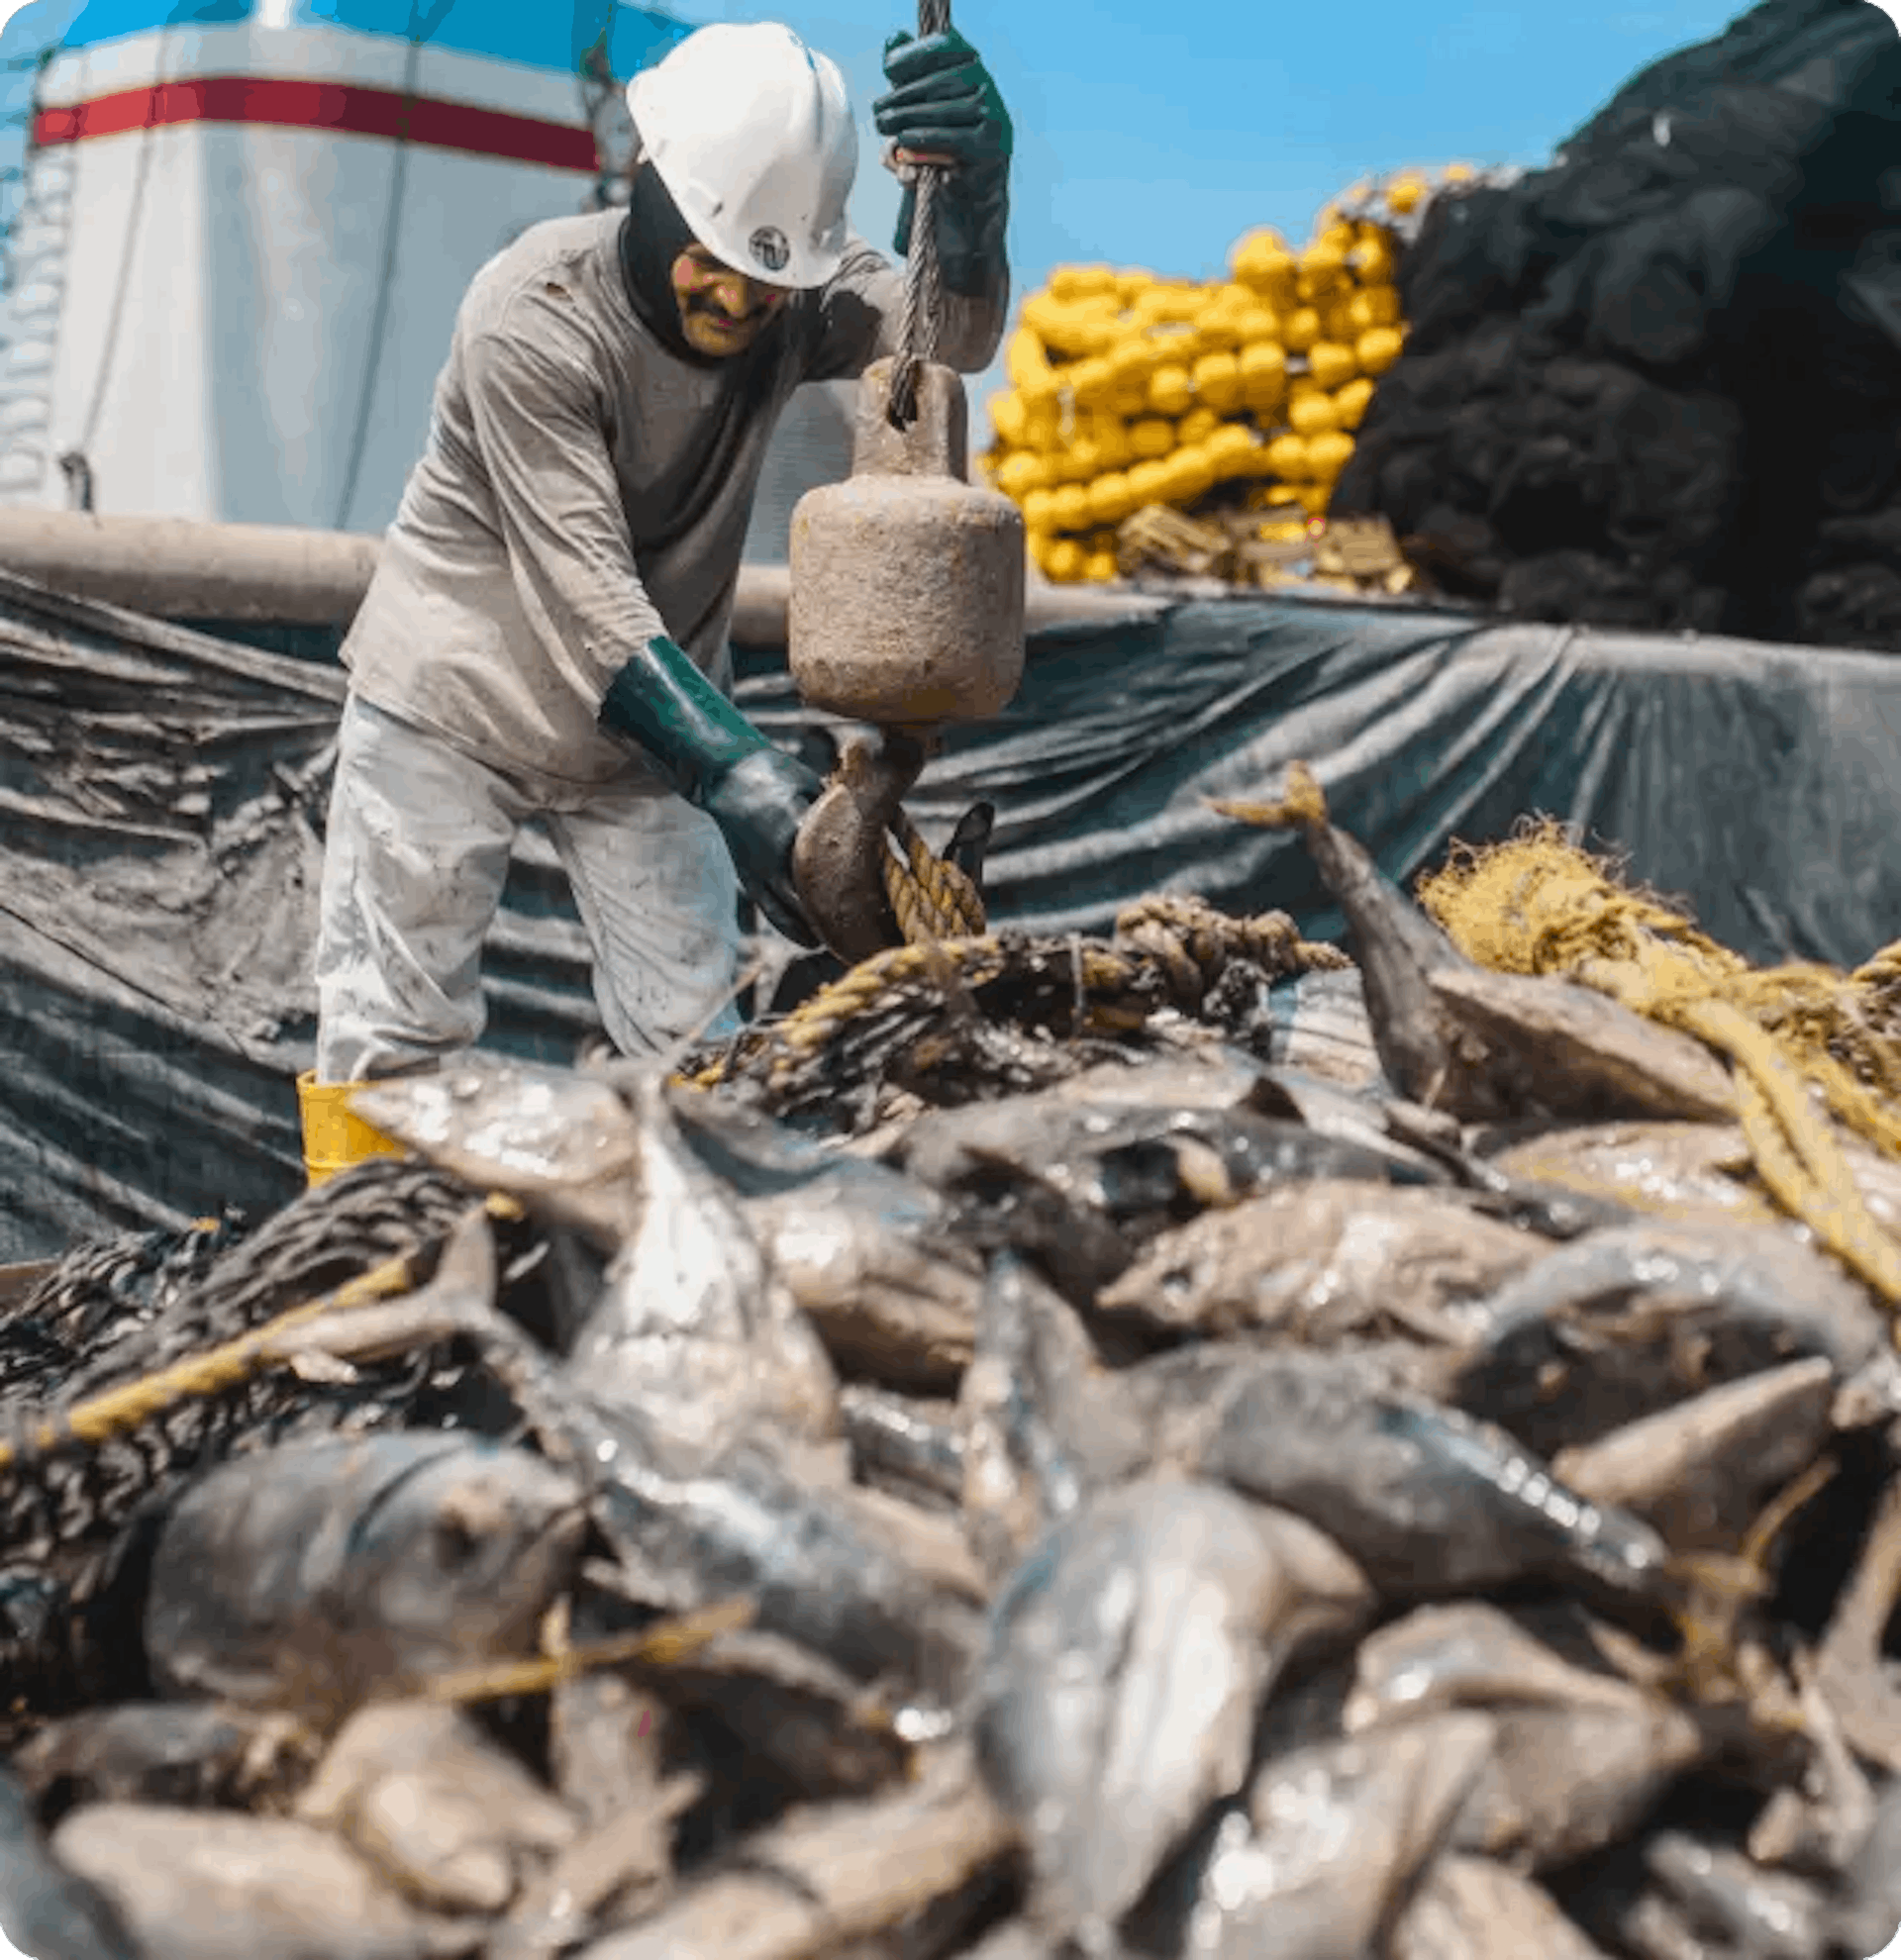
[3,565,1899,1258]
[742,595,1901,965]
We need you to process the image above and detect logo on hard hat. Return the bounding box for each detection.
[750,226,790,273]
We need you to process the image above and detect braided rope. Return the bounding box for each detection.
[1115,892,1351,1006]
[0,1250,418,1473]
[1855,940,1901,993]
[885,809,985,943]
[887,0,952,428]
[0,1191,535,1475]
[682,895,1345,1096]
[1220,760,1901,1312]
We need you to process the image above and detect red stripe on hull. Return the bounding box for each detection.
[34,76,599,173]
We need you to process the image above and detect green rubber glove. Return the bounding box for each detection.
[874,26,1011,299]
[598,637,824,947]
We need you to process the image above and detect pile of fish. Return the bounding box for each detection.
[6,787,1901,1960]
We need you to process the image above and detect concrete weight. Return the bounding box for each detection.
[788,358,1026,728]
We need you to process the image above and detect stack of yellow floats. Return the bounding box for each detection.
[984,167,1470,584]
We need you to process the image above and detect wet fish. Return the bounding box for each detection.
[1344,1602,1652,1731]
[1455,1221,1888,1459]
[1037,1047,1291,1115]
[50,1806,478,1960]
[489,1652,699,1959]
[1168,1348,1672,1607]
[933,1158,1139,1309]
[666,1081,902,1187]
[969,1479,1373,1952]
[355,1287,984,1710]
[0,1205,529,1730]
[1485,1121,1781,1231]
[1097,1179,1544,1347]
[40,784,1901,1960]
[836,1479,991,1607]
[575,1745,1015,1960]
[1119,1336,1467,1450]
[1244,1651,1359,1767]
[840,1386,966,1512]
[1379,1100,1644,1239]
[489,1775,701,1960]
[955,1924,1056,1960]
[353,1057,644,1253]
[1427,962,1739,1125]
[1637,1832,1831,1960]
[362,1061,845,1471]
[547,1663,669,1834]
[13,1703,317,1815]
[564,1074,843,1475]
[901,1091,1445,1223]
[1593,1874,1704,1960]
[1464,1173,1643,1242]
[1342,1603,1705,1870]
[1234,965,1393,1095]
[1174,1715,1495,1959]
[1214,767,1737,1126]
[1745,1662,1874,1879]
[588,1414,983,1708]
[0,1766,144,1960]
[1552,1359,1837,1554]
[1242,1061,1448,1169]
[671,1092,986,1395]
[295,1701,577,1914]
[1392,1856,1616,1960]
[643,1621,912,1799]
[957,1252,1148,1584]
[1486,1119,1901,1265]
[1813,1477,1901,1777]
[1827,1764,1901,1960]
[742,1194,982,1397]
[142,1433,586,1715]
[900,1081,1461,1319]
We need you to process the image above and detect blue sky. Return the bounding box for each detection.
[0,0,1825,416]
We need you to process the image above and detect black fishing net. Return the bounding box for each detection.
[1332,0,1901,649]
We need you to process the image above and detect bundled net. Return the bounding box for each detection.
[1416,820,1901,1303]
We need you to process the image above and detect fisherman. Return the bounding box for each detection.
[301,18,1012,1178]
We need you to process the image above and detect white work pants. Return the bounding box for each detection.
[314,694,742,1084]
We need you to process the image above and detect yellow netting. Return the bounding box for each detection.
[1856,939,1901,995]
[1413,820,1901,1308]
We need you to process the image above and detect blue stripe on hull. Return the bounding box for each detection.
[56,0,691,76]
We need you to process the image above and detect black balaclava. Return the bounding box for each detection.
[612,155,795,556]
[619,156,738,369]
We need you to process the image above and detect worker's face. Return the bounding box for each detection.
[671,245,788,356]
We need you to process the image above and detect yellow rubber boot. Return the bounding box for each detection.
[296,1070,407,1189]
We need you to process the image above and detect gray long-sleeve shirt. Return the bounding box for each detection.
[341,208,1008,796]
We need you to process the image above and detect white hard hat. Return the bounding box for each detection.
[627,22,858,291]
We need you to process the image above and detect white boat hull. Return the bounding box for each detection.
[1,19,616,527]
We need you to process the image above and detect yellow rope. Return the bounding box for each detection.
[1212,760,1901,1312]
[1854,940,1901,992]
[1415,825,1901,1135]
[682,887,1348,1096]
[1116,891,1351,1001]
[671,759,1348,1096]
[1700,1008,1901,1306]
[687,935,1010,1092]
[884,810,987,945]
[676,804,988,1095]
[405,1598,755,1707]
[0,1248,421,1473]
